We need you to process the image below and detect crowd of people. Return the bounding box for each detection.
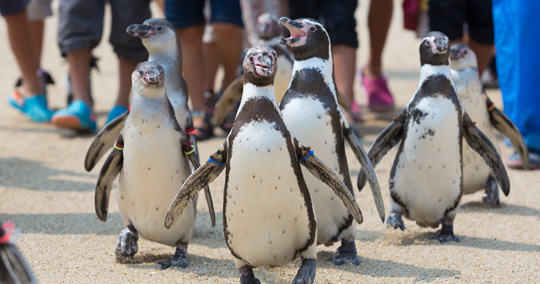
[1,0,537,169]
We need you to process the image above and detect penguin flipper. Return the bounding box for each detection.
[0,243,39,284]
[463,114,510,196]
[212,75,244,126]
[85,111,129,171]
[186,153,216,227]
[296,143,364,224]
[343,120,385,223]
[165,143,228,229]
[357,110,406,190]
[95,136,124,222]
[486,97,530,170]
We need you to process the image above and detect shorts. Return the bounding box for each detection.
[429,0,494,45]
[27,0,53,21]
[0,0,28,16]
[165,0,244,28]
[57,0,150,62]
[289,0,358,48]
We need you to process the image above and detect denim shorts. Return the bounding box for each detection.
[289,0,359,48]
[165,0,244,28]
[0,0,29,16]
[429,0,494,45]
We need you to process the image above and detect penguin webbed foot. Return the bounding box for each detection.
[326,239,360,266]
[158,246,188,269]
[482,176,500,206]
[292,259,316,284]
[386,213,405,231]
[239,266,261,284]
[115,225,139,261]
[431,223,460,243]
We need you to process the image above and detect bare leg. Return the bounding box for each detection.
[115,57,136,108]
[333,45,356,104]
[28,19,45,67]
[212,22,243,89]
[4,10,40,96]
[66,49,92,106]
[176,25,206,112]
[364,0,393,77]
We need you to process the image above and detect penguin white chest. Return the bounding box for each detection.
[282,97,349,243]
[393,96,462,224]
[225,121,313,267]
[454,70,497,192]
[118,114,195,246]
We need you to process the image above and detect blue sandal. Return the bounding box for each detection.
[8,91,53,123]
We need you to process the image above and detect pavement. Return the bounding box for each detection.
[1,1,539,283]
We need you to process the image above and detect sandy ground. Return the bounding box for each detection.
[1,1,539,283]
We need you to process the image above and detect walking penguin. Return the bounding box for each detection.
[278,17,384,264]
[358,32,510,242]
[94,61,214,269]
[165,45,364,284]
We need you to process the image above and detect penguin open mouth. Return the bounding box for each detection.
[254,63,274,76]
[279,17,307,46]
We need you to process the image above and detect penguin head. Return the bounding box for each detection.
[126,18,177,53]
[279,17,330,61]
[449,43,478,70]
[420,31,450,66]
[132,61,166,98]
[243,45,278,87]
[257,13,280,41]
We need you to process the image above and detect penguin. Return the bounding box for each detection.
[95,61,214,269]
[164,45,364,284]
[449,43,529,205]
[85,18,194,173]
[0,221,38,284]
[357,32,510,242]
[212,13,295,127]
[278,17,384,265]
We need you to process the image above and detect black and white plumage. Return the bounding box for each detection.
[278,17,383,265]
[85,18,194,173]
[94,62,214,269]
[449,43,529,205]
[358,32,510,243]
[0,221,38,284]
[165,45,363,284]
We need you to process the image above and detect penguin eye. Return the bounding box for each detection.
[463,50,468,55]
[249,56,254,62]
[424,41,430,46]
[309,27,316,32]
[157,26,163,31]
[139,70,144,76]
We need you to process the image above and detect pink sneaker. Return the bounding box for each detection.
[361,70,395,113]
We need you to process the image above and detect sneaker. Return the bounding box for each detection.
[360,69,395,113]
[507,149,540,170]
[51,100,96,131]
[105,105,128,125]
[8,90,53,123]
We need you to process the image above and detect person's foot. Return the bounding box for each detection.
[507,149,540,170]
[51,100,96,132]
[105,105,129,125]
[8,90,53,123]
[191,110,214,141]
[360,69,395,113]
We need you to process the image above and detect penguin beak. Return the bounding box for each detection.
[254,54,275,76]
[144,67,162,84]
[433,38,448,54]
[126,24,155,38]
[279,17,307,47]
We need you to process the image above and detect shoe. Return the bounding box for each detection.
[360,69,395,113]
[507,149,540,170]
[191,110,214,141]
[52,100,96,131]
[8,90,53,123]
[105,105,128,124]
